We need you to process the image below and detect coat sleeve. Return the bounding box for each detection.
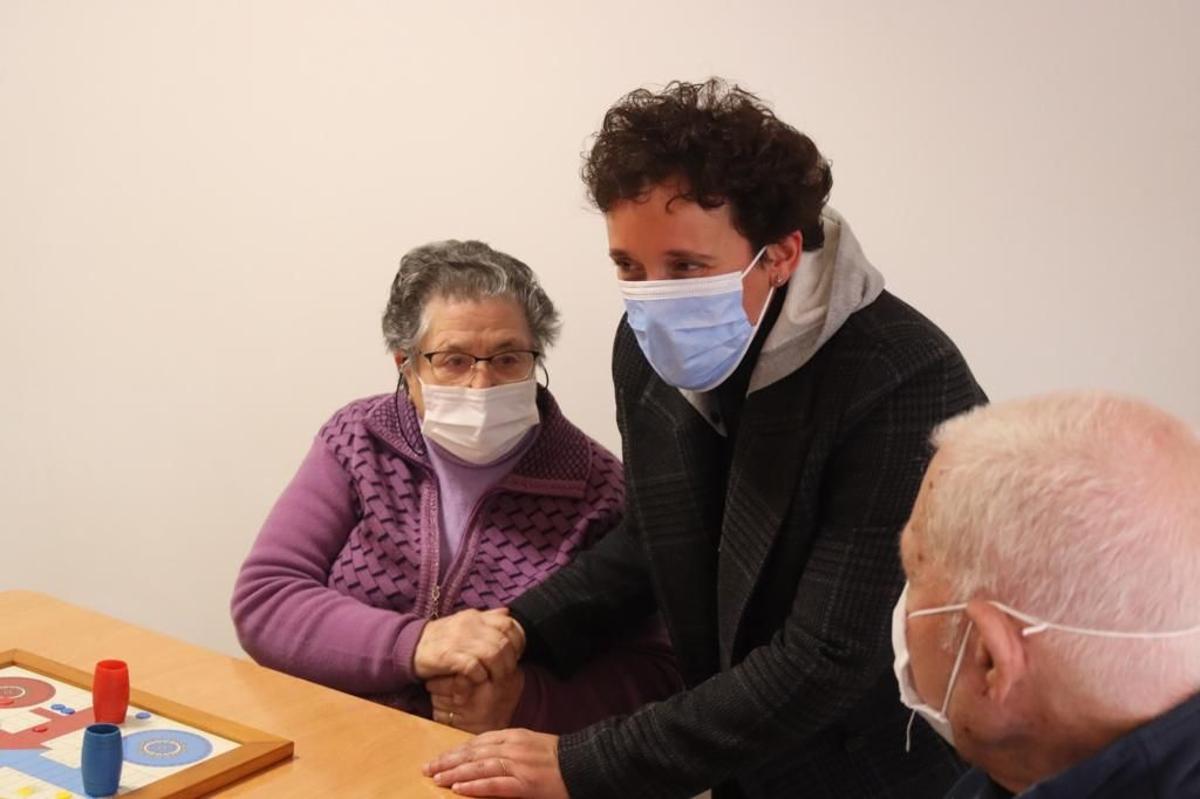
[509,618,683,734]
[509,381,661,674]
[510,438,684,731]
[509,512,659,675]
[230,437,428,694]
[554,350,984,799]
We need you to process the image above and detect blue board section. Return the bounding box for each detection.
[123,729,212,767]
[0,749,87,795]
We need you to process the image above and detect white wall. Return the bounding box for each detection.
[3,1,1197,656]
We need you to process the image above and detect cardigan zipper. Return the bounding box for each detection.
[429,488,501,618]
[428,584,441,619]
[419,482,443,620]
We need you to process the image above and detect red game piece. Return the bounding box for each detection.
[0,697,14,706]
[33,724,49,732]
[92,659,130,723]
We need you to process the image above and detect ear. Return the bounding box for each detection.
[395,352,419,397]
[764,231,804,286]
[965,599,1028,706]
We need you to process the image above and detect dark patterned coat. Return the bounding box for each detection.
[512,291,987,798]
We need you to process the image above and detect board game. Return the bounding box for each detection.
[0,651,292,798]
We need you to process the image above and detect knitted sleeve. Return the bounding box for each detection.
[230,437,427,694]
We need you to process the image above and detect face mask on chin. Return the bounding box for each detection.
[417,378,540,464]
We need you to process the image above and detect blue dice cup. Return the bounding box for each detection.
[81,723,123,796]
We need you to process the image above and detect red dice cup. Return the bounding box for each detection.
[92,659,130,724]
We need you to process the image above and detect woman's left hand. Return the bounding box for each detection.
[429,667,526,734]
[422,728,567,798]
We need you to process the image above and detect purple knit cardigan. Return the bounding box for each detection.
[231,389,681,733]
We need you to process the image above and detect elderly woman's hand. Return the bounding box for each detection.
[429,668,525,734]
[414,607,525,683]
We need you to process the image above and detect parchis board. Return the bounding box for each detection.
[0,650,292,798]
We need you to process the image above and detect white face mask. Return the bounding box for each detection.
[891,583,970,749]
[418,378,539,464]
[892,581,1200,752]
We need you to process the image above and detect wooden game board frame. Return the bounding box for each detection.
[1,649,293,798]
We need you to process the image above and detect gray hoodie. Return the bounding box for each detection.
[683,208,885,429]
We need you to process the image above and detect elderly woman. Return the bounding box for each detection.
[231,240,681,734]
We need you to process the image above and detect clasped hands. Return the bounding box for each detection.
[413,606,526,733]
[414,607,568,798]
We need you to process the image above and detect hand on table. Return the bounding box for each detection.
[423,729,567,798]
[429,667,526,734]
[413,607,525,683]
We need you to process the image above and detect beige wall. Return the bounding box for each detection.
[3,1,1197,656]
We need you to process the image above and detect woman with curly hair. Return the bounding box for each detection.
[426,80,986,798]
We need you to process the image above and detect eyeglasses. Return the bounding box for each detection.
[420,349,540,385]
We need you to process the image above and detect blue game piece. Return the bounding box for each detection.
[135,711,151,720]
[62,707,75,715]
[51,703,65,711]
[82,724,123,797]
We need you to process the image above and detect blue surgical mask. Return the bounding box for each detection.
[618,248,771,391]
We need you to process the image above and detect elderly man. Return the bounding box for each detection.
[894,391,1200,798]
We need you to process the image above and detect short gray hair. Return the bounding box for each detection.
[382,240,561,357]
[921,391,1200,716]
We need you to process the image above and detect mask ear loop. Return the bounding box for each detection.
[990,600,1200,640]
[904,614,973,753]
[537,360,550,390]
[398,367,412,417]
[940,620,973,716]
[394,356,413,421]
[749,245,792,289]
[738,246,771,286]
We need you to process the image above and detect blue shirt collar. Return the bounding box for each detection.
[945,691,1200,799]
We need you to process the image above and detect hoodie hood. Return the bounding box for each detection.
[679,207,884,426]
[749,207,884,392]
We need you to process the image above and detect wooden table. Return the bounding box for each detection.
[0,590,468,797]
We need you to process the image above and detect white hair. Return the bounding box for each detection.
[921,391,1200,716]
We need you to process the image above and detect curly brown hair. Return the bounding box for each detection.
[583,78,832,252]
